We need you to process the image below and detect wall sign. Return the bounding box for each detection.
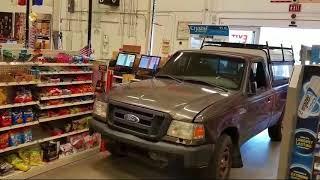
[289,3,302,12]
[289,66,320,179]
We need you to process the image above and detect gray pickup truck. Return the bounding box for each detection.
[90,42,294,179]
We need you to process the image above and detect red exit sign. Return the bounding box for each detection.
[289,3,302,12]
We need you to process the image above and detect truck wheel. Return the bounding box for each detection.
[108,142,127,157]
[268,120,282,141]
[203,134,233,179]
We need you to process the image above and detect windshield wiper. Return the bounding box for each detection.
[182,79,229,92]
[156,74,182,83]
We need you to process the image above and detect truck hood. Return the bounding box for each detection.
[109,78,234,122]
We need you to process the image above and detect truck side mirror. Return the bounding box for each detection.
[248,82,257,96]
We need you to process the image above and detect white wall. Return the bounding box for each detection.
[2,0,320,58]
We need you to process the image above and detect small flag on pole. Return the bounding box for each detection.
[80,45,93,57]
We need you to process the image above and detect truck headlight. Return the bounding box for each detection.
[167,121,205,140]
[93,100,107,118]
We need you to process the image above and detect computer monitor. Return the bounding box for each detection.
[116,53,136,68]
[139,55,161,70]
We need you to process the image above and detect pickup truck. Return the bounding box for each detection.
[90,42,294,179]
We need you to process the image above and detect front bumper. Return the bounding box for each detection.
[90,119,214,168]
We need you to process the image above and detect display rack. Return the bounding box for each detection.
[0,49,99,178]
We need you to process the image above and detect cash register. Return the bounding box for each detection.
[113,52,136,76]
[136,55,161,79]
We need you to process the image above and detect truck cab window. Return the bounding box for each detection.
[250,62,267,90]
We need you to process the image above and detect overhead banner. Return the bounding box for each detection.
[289,66,320,179]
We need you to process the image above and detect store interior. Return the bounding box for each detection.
[0,0,319,179]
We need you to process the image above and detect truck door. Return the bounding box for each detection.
[241,60,274,140]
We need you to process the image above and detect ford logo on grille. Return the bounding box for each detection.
[124,114,140,123]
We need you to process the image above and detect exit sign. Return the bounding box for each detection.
[289,3,302,12]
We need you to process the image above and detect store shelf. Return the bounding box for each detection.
[37,80,93,87]
[0,62,38,66]
[40,92,94,101]
[39,71,93,75]
[39,129,89,143]
[113,75,141,82]
[37,63,93,67]
[0,101,39,110]
[39,100,94,110]
[38,111,93,123]
[3,147,99,179]
[0,141,39,153]
[0,121,39,132]
[0,81,39,87]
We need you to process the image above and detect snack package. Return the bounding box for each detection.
[22,128,32,143]
[18,149,30,164]
[59,143,73,157]
[9,130,23,147]
[0,89,7,105]
[14,88,33,103]
[0,132,9,149]
[72,118,89,131]
[68,134,84,152]
[0,159,14,176]
[0,111,12,127]
[41,141,60,162]
[12,111,23,125]
[29,148,43,166]
[6,154,30,172]
[22,109,34,123]
[64,123,72,133]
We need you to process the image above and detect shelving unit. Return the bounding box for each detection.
[0,50,97,178]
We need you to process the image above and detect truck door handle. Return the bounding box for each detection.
[267,97,271,103]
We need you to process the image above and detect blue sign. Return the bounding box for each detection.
[188,25,229,36]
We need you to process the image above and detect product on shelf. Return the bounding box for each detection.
[6,154,30,172]
[83,132,100,150]
[72,117,89,131]
[12,110,23,125]
[41,141,59,162]
[59,143,73,157]
[10,71,35,82]
[50,128,63,137]
[17,49,31,62]
[28,148,43,166]
[68,134,84,152]
[14,88,33,103]
[56,53,72,63]
[0,111,12,127]
[0,132,9,149]
[0,159,14,176]
[3,50,15,62]
[0,88,7,105]
[64,123,72,133]
[9,130,23,146]
[22,128,32,143]
[22,109,34,123]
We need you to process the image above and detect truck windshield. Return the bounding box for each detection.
[158,52,246,90]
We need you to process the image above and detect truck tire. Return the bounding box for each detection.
[202,134,233,180]
[268,120,282,141]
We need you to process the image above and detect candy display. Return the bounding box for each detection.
[35,53,91,64]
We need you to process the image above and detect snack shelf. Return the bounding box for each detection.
[39,71,93,75]
[39,129,89,143]
[3,147,99,179]
[0,121,39,132]
[0,62,38,66]
[37,63,93,67]
[40,92,94,101]
[39,100,94,110]
[38,111,93,123]
[0,141,39,153]
[0,101,39,110]
[37,80,93,87]
[0,81,40,87]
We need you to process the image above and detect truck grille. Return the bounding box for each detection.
[107,102,171,141]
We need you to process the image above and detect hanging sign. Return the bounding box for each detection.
[289,66,320,179]
[188,25,229,42]
[289,3,302,12]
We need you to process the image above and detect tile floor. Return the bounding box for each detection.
[32,130,281,179]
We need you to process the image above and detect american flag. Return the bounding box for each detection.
[80,45,93,57]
